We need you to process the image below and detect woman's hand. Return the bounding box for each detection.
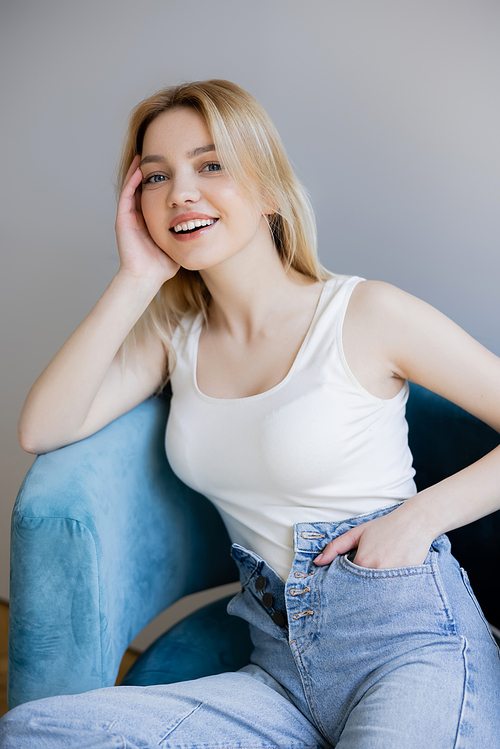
[115,155,180,287]
[313,503,435,570]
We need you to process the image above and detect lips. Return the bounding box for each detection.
[168,216,219,242]
[171,217,218,234]
[169,212,218,230]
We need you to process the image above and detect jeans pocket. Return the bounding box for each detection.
[341,549,431,578]
[324,550,456,639]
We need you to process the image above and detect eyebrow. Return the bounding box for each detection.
[139,144,216,167]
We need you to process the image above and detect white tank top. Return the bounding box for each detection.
[166,275,416,580]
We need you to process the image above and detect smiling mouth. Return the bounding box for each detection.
[170,218,219,234]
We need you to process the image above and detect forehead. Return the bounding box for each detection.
[142,107,212,155]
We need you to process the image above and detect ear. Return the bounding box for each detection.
[260,194,278,216]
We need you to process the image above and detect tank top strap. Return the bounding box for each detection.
[297,274,365,366]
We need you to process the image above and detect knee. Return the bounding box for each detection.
[0,700,82,748]
[0,703,36,748]
[0,697,121,748]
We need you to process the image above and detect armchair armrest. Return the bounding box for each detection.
[8,395,237,708]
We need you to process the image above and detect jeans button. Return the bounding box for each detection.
[262,592,274,608]
[272,611,286,627]
[255,576,267,591]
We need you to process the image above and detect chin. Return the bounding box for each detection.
[177,252,231,273]
[175,256,211,272]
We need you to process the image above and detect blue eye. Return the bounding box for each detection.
[203,162,222,172]
[144,174,167,184]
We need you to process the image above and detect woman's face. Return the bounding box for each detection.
[139,107,273,272]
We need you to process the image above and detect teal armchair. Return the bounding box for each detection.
[8,384,500,708]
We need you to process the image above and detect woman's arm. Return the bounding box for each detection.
[18,157,179,454]
[315,281,500,569]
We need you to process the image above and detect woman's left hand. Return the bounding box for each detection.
[313,505,435,570]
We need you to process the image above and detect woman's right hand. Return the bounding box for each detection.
[115,155,180,287]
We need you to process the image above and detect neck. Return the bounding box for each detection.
[199,231,312,340]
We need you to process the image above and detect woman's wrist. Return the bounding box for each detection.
[112,267,165,307]
[394,489,450,543]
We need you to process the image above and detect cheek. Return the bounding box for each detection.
[140,192,155,223]
[140,195,165,241]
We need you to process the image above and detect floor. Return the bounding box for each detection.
[0,601,139,718]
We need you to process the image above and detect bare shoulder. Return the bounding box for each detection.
[347,278,500,430]
[348,279,420,317]
[347,278,460,346]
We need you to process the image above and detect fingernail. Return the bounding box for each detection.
[314,553,323,563]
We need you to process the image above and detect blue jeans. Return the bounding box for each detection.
[2,505,500,748]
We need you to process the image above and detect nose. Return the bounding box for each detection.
[166,170,201,207]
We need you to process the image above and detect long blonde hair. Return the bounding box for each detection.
[117,79,330,380]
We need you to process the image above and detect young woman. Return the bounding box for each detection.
[2,79,500,748]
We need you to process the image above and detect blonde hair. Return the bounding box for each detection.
[117,79,330,381]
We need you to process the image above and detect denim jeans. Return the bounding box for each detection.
[2,504,500,748]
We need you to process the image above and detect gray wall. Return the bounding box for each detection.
[1,0,499,636]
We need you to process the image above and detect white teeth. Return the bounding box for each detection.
[173,218,217,233]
